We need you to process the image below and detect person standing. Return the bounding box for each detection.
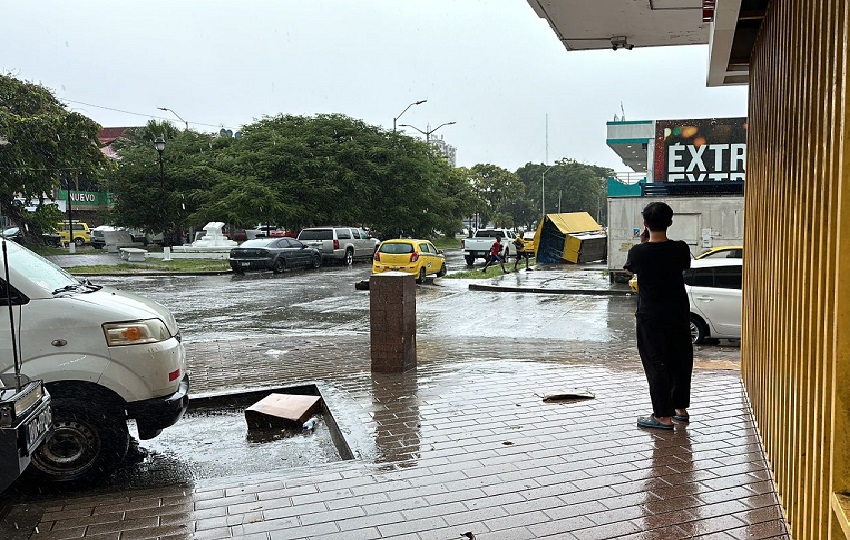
[623,202,693,430]
[481,236,509,273]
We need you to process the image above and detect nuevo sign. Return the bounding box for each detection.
[57,190,113,207]
[653,118,748,183]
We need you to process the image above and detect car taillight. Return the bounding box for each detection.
[373,252,380,262]
[410,252,419,262]
[333,239,340,249]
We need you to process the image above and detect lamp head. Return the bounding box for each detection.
[415,100,427,105]
[154,136,166,152]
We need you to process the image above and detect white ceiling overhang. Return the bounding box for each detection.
[527,0,767,87]
[526,0,709,51]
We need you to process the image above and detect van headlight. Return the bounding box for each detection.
[103,319,171,346]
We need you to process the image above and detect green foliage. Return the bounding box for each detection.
[462,164,526,229]
[0,74,110,241]
[515,159,613,225]
[107,114,476,240]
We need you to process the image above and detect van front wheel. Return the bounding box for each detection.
[30,397,129,483]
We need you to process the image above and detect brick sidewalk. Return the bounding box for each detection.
[8,335,787,539]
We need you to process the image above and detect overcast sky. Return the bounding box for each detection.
[1,0,748,172]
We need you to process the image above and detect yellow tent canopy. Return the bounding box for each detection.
[534,212,607,264]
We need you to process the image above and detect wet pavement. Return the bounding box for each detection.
[0,253,784,539]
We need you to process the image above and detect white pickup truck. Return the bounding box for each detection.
[461,228,518,266]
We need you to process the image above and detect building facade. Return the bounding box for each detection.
[527,1,850,537]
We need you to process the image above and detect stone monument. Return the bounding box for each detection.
[192,222,237,248]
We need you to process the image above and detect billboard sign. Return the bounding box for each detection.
[653,117,747,183]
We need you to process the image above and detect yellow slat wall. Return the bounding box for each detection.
[744,0,849,538]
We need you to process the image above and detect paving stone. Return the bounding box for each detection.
[0,329,787,539]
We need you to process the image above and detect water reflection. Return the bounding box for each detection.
[371,370,421,467]
[642,431,698,532]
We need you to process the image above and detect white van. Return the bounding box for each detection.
[0,242,188,481]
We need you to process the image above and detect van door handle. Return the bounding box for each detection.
[696,296,714,302]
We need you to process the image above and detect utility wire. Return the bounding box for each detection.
[60,99,234,130]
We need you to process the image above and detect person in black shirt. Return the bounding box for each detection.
[624,202,693,430]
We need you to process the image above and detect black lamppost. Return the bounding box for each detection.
[393,100,427,133]
[154,136,167,247]
[398,121,456,142]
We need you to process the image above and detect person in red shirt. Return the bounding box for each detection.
[481,236,509,274]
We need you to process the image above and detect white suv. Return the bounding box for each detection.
[297,227,374,265]
[684,258,742,344]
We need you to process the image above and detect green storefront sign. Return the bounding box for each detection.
[57,190,113,207]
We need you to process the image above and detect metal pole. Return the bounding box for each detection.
[158,151,166,247]
[66,179,72,249]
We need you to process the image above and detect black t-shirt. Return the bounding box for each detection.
[624,240,691,322]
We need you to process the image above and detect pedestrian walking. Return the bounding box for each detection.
[512,233,531,271]
[623,202,693,430]
[481,236,509,273]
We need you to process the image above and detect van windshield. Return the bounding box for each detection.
[9,246,79,294]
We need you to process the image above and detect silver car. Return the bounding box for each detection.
[297,227,374,265]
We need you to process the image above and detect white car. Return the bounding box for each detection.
[0,242,188,481]
[685,258,742,344]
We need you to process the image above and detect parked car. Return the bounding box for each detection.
[0,242,188,481]
[229,237,322,274]
[91,226,151,249]
[694,245,743,260]
[630,245,744,293]
[0,226,61,247]
[685,258,742,344]
[297,227,374,265]
[56,221,91,246]
[372,238,447,283]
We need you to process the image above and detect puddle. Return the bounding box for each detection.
[1,384,353,502]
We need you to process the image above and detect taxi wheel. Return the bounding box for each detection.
[690,314,708,344]
[437,263,447,277]
[74,238,85,247]
[416,267,427,283]
[30,397,129,483]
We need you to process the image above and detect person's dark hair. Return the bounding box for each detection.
[642,202,674,231]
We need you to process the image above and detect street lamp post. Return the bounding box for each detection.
[541,165,554,216]
[155,136,167,247]
[393,100,427,133]
[158,107,188,131]
[398,121,456,142]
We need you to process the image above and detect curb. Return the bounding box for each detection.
[468,283,634,296]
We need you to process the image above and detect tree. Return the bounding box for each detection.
[107,114,475,240]
[0,74,110,240]
[466,164,525,228]
[515,159,613,225]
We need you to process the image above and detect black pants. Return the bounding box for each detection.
[635,317,693,418]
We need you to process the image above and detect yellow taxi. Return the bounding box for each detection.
[694,245,743,260]
[372,239,447,283]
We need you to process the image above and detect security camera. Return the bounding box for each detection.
[610,37,633,51]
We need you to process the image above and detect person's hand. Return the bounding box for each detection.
[640,228,650,243]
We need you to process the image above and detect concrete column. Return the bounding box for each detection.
[369,272,416,372]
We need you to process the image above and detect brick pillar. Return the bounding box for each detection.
[370,272,416,372]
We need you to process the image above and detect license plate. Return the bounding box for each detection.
[390,266,400,271]
[25,405,52,451]
[241,262,251,266]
